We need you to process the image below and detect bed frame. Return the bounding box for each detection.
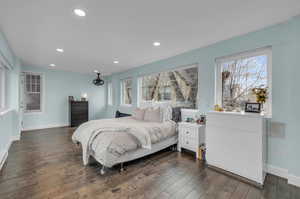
[91,136,178,175]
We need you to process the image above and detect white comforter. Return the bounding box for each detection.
[72,117,176,166]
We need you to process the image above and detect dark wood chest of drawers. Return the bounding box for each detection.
[70,101,88,127]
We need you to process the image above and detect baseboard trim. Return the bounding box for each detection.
[288,174,300,187]
[11,135,20,142]
[266,164,300,188]
[22,124,70,132]
[0,139,13,171]
[266,164,288,179]
[0,150,8,171]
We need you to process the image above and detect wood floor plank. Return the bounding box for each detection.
[0,127,296,199]
[276,177,290,199]
[244,186,261,199]
[229,181,251,199]
[260,174,278,199]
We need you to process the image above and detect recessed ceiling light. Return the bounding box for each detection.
[56,48,64,53]
[153,42,161,46]
[113,60,119,64]
[49,64,56,67]
[74,9,86,17]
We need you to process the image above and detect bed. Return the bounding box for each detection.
[72,114,178,174]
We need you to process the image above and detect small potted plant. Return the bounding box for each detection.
[252,87,268,112]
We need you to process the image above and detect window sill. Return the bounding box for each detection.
[24,111,43,115]
[0,108,13,116]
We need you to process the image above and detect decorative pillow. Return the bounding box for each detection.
[132,108,145,120]
[144,108,161,122]
[152,102,172,122]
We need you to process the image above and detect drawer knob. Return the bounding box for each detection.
[186,131,189,134]
[186,141,189,144]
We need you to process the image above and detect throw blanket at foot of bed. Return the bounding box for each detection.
[72,117,176,166]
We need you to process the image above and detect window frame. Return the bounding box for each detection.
[120,77,133,106]
[23,71,44,114]
[107,81,113,106]
[0,66,6,112]
[215,47,272,116]
[137,63,199,108]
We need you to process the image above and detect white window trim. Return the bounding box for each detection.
[120,78,133,106]
[107,81,113,106]
[0,67,6,112]
[215,46,272,116]
[23,71,45,114]
[137,63,199,108]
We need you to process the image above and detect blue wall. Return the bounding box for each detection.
[21,65,107,130]
[106,16,300,177]
[286,17,300,178]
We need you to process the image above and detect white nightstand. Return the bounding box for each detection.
[178,122,205,159]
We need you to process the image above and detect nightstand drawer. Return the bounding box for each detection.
[180,127,197,139]
[182,137,197,151]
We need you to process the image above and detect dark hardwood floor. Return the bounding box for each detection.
[0,127,299,199]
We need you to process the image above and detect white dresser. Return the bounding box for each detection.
[178,122,205,159]
[206,111,267,185]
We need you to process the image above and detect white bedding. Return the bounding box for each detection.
[72,117,177,167]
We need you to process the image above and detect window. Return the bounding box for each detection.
[121,78,132,105]
[216,47,272,114]
[0,66,6,111]
[107,82,113,105]
[24,72,43,113]
[139,65,198,108]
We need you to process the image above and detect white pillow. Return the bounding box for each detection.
[144,108,161,122]
[139,101,172,122]
[132,108,145,120]
[152,102,172,122]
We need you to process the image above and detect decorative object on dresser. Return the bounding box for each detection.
[178,122,205,159]
[206,111,267,186]
[70,101,89,127]
[245,102,261,113]
[196,114,206,125]
[252,87,268,113]
[68,96,74,101]
[81,93,88,101]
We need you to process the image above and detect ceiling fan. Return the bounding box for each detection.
[93,71,104,86]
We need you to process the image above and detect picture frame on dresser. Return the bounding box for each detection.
[245,102,261,113]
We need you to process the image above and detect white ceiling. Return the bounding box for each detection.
[0,0,300,75]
